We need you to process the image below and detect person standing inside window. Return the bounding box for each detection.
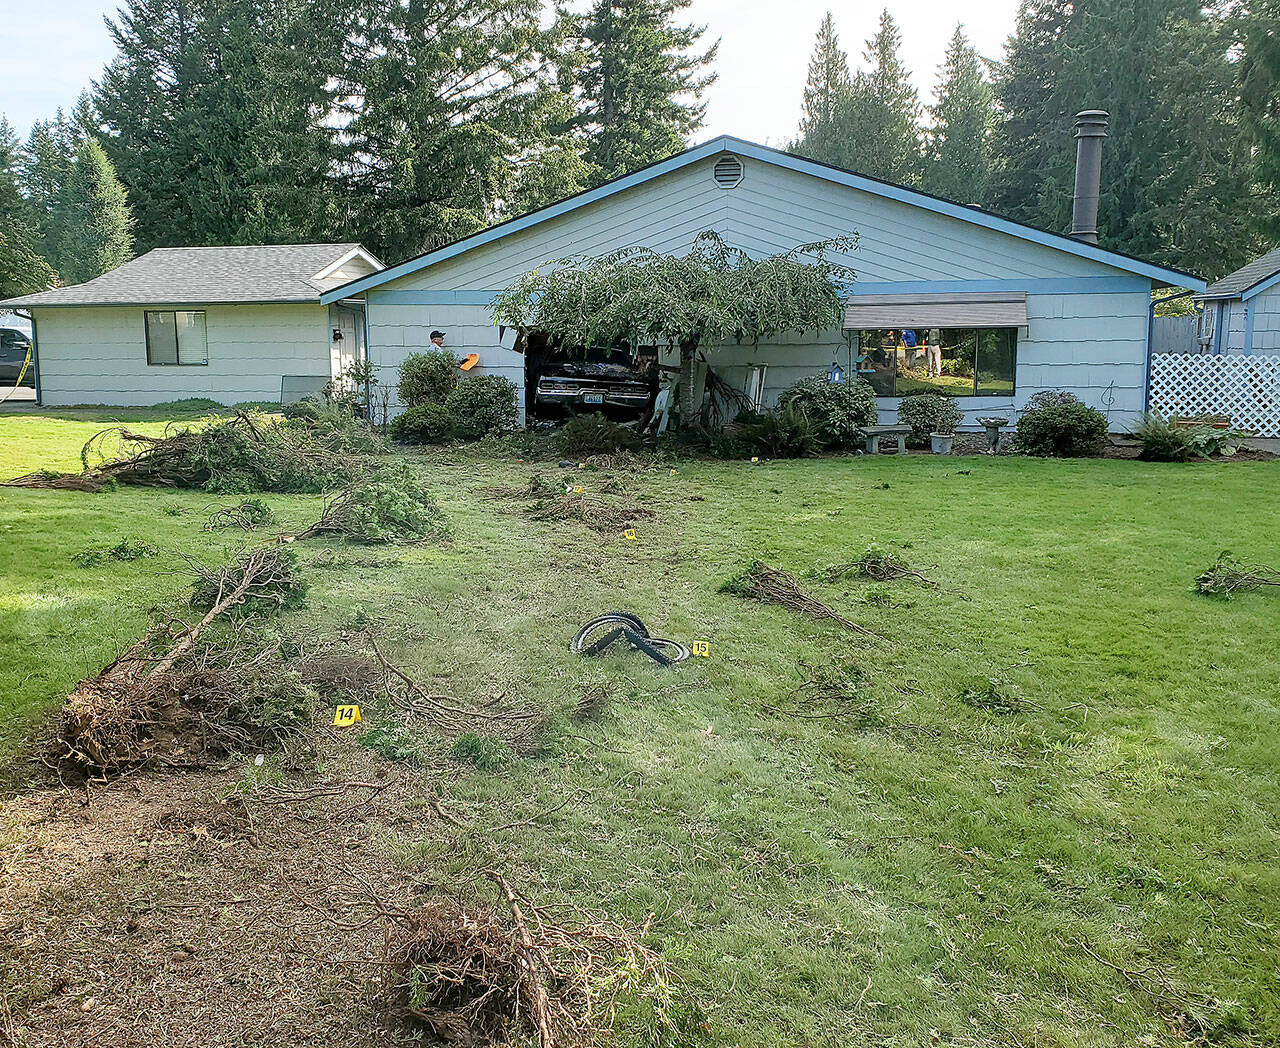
[926,328,942,378]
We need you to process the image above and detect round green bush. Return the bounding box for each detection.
[443,374,519,440]
[1023,389,1083,412]
[897,394,963,446]
[1015,403,1109,457]
[390,403,458,444]
[398,350,459,408]
[777,375,878,448]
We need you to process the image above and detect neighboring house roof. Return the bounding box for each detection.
[1196,246,1280,301]
[320,134,1205,304]
[0,244,383,309]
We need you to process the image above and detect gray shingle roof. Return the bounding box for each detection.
[0,244,374,308]
[1198,246,1280,300]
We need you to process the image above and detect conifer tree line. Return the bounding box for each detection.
[0,0,1277,301]
[792,3,1279,278]
[0,0,714,295]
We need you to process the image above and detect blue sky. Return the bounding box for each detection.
[1,1,1020,146]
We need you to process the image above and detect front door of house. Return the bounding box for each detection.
[332,308,360,380]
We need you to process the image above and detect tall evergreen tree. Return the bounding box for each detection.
[335,0,578,261]
[21,111,83,274]
[793,13,851,162]
[0,118,56,299]
[59,139,134,285]
[557,0,717,181]
[1238,0,1280,238]
[925,26,996,204]
[991,0,1257,277]
[792,10,922,184]
[843,10,923,184]
[94,0,345,251]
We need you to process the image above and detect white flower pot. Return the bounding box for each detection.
[931,432,954,455]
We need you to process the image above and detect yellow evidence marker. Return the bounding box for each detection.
[750,456,760,463]
[624,528,637,541]
[691,641,710,657]
[573,485,585,494]
[333,704,363,727]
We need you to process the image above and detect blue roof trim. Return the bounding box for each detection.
[848,276,1150,296]
[1242,270,1280,302]
[321,134,1204,304]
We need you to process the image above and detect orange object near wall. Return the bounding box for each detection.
[460,353,479,371]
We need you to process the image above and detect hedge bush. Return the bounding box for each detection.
[390,403,459,444]
[1015,403,1109,457]
[398,350,459,408]
[444,374,518,440]
[777,375,878,447]
[1023,389,1083,412]
[897,394,963,446]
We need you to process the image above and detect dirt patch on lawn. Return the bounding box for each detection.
[0,743,435,1048]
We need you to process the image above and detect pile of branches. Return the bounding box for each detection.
[376,872,685,1048]
[56,548,312,775]
[293,468,451,544]
[484,475,558,501]
[722,560,879,639]
[527,492,655,534]
[1195,551,1280,598]
[814,545,937,587]
[5,413,367,494]
[190,548,308,617]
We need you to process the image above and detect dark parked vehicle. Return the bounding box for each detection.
[0,327,33,384]
[526,338,657,421]
[535,359,653,416]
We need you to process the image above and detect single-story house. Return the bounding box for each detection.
[1193,246,1280,355]
[0,244,383,405]
[313,135,1204,431]
[5,135,1206,429]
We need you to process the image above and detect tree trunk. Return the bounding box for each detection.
[678,337,700,424]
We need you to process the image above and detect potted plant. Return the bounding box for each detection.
[930,398,963,454]
[976,416,1009,453]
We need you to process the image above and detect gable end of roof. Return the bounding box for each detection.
[320,135,1205,303]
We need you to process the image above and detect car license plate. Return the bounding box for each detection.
[582,393,603,404]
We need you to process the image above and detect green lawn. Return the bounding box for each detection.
[2,410,1278,1046]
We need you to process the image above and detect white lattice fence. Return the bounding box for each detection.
[1148,353,1280,436]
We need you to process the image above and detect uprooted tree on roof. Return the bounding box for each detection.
[490,229,857,423]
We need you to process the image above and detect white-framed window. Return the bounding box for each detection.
[145,310,208,366]
[1197,305,1216,346]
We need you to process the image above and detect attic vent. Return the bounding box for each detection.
[713,154,744,189]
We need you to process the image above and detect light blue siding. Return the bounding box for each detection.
[380,153,1135,294]
[364,149,1162,431]
[1248,286,1280,354]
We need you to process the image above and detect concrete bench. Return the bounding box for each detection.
[863,425,912,455]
